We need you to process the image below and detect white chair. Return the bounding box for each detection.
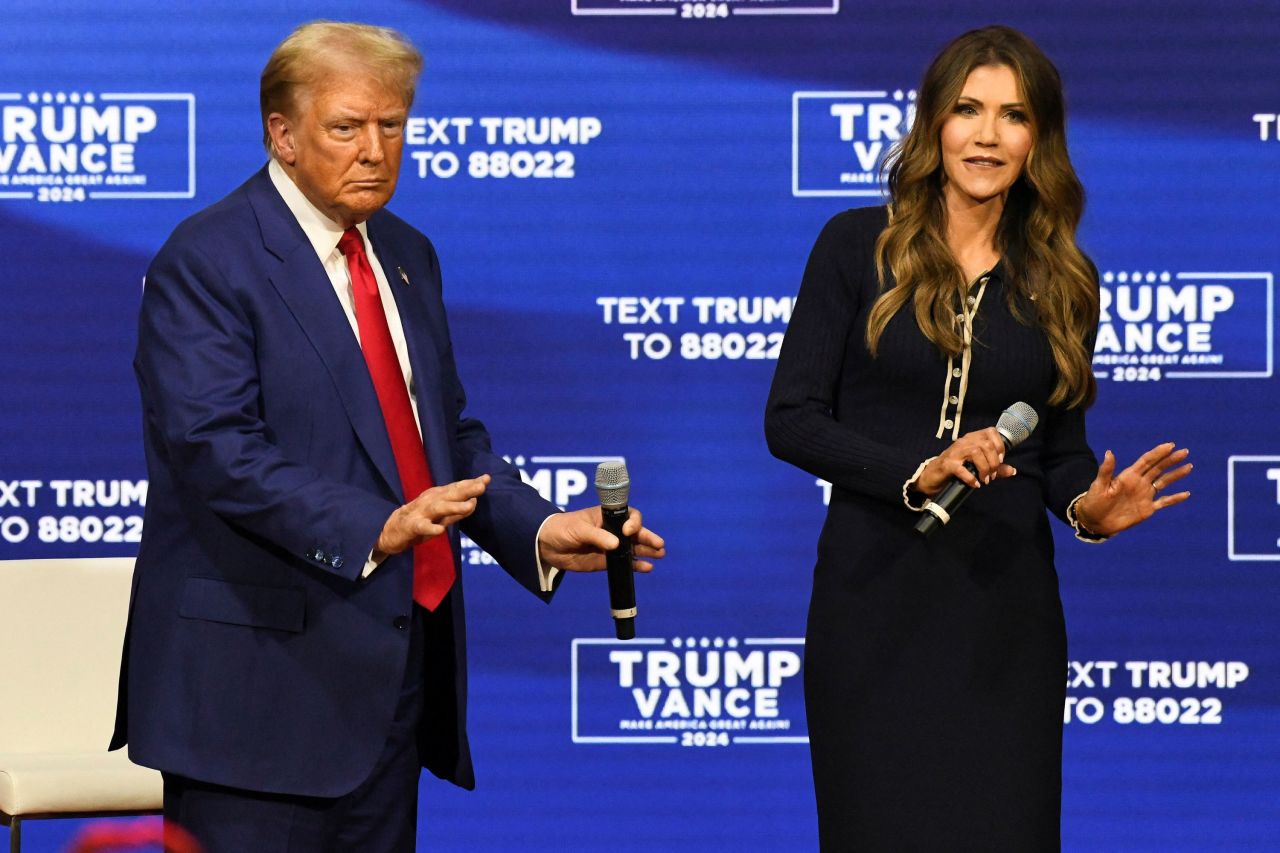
[0,558,162,853]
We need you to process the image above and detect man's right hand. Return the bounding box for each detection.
[375,475,490,555]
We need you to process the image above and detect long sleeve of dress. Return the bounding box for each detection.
[1038,401,1100,525]
[765,211,927,505]
[1037,309,1103,528]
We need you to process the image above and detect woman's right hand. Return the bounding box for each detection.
[913,427,1017,496]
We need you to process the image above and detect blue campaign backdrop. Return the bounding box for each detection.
[2,1,1278,849]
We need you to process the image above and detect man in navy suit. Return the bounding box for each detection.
[111,21,664,851]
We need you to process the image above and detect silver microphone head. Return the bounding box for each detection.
[996,402,1039,448]
[594,460,630,508]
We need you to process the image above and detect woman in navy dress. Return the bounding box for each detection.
[765,26,1191,851]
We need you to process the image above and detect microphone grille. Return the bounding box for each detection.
[996,402,1039,448]
[594,460,630,507]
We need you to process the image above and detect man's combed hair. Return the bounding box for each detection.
[260,20,424,155]
[867,25,1099,409]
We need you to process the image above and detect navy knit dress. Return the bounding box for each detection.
[765,207,1099,851]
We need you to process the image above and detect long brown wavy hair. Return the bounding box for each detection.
[867,25,1098,408]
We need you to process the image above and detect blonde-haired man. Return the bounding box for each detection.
[112,21,663,850]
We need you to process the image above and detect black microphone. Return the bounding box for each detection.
[595,460,636,640]
[914,402,1039,537]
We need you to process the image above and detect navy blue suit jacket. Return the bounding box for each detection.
[111,166,560,797]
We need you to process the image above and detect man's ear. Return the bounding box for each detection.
[267,112,296,165]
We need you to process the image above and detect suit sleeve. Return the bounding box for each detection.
[417,240,563,601]
[764,211,932,505]
[135,238,398,582]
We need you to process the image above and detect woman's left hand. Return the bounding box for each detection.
[1075,442,1192,537]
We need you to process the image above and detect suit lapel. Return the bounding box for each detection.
[245,169,404,500]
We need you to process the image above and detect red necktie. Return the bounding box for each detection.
[337,227,455,610]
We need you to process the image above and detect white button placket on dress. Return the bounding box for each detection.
[935,272,991,440]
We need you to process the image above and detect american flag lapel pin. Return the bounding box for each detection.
[397,266,410,286]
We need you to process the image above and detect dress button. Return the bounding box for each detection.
[952,368,962,378]
[949,395,959,404]
[955,314,965,323]
[944,419,954,429]
[966,296,976,306]
[332,555,344,570]
[392,615,409,630]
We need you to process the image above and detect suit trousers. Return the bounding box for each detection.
[163,607,428,852]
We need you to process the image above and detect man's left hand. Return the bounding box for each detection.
[538,507,666,573]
